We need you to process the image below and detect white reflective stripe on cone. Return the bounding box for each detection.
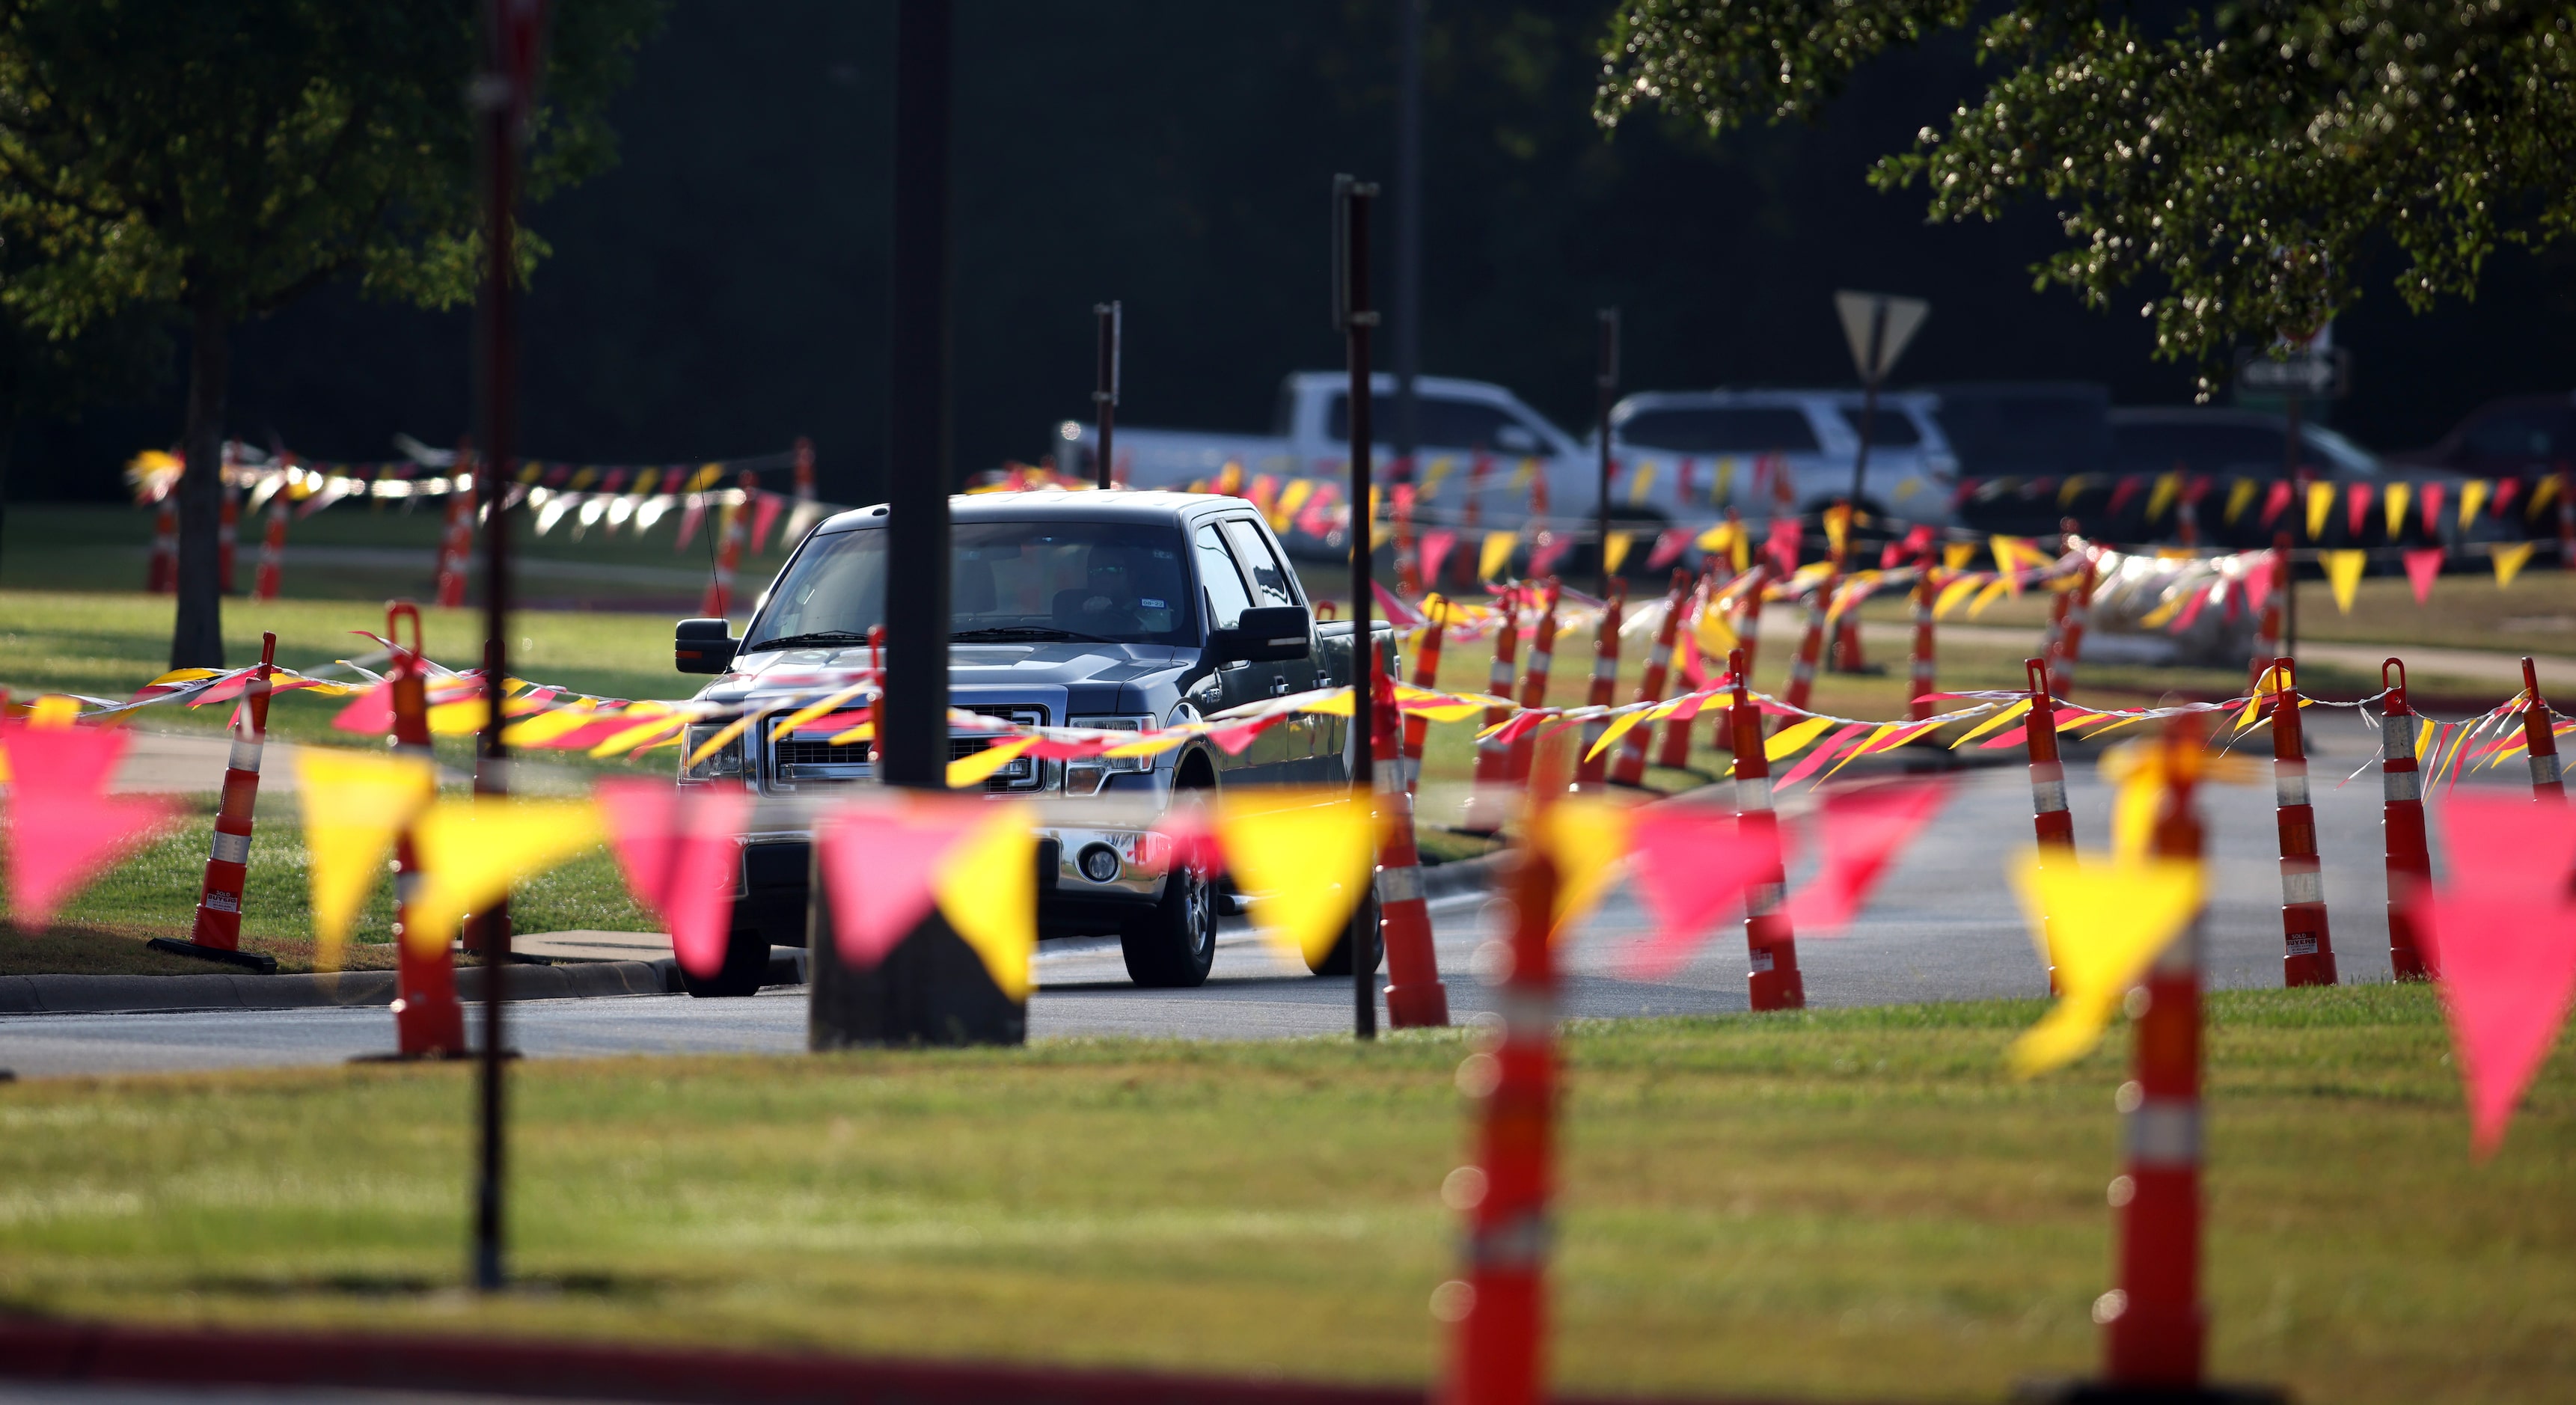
[2124,1099,2202,1168]
[2274,760,2310,808]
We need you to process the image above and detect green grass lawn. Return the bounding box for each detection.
[0,986,2564,1403]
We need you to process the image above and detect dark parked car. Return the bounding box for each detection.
[2075,408,2468,549]
[2387,392,2576,482]
[1934,382,2112,536]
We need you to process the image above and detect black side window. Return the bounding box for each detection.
[1194,525,1254,630]
[1220,518,1299,608]
[1618,407,1822,454]
[1839,407,1921,446]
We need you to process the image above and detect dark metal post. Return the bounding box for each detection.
[1336,174,1380,1041]
[1391,0,1425,474]
[469,0,545,1296]
[1595,307,1619,598]
[1092,301,1120,490]
[2283,389,2303,661]
[1845,300,1888,511]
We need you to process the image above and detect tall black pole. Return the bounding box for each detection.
[1391,0,1425,478]
[1336,174,1380,1041]
[470,0,543,1296]
[1595,307,1619,598]
[883,0,952,793]
[2283,390,2304,661]
[1092,301,1120,490]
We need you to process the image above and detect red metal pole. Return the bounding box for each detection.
[1728,647,1803,1011]
[2265,658,2338,987]
[2379,658,2432,980]
[1373,673,1448,1029]
[2521,656,2564,802]
[1505,578,1561,787]
[388,602,466,1057]
[181,632,277,957]
[1463,584,1523,834]
[251,495,289,601]
[1438,762,1559,1405]
[1571,584,1624,792]
[2102,716,2208,1388]
[1614,568,1689,786]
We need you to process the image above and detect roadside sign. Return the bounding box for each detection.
[1834,290,1929,385]
[2235,347,2349,398]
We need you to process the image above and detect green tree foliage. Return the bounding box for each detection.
[1596,0,2576,388]
[0,0,661,666]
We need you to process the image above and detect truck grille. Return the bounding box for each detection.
[770,705,1048,792]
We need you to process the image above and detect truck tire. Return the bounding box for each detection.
[678,924,771,998]
[1120,861,1217,988]
[1304,890,1383,978]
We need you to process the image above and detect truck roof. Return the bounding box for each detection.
[813,489,1261,535]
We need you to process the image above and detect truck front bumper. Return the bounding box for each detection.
[733,823,1169,946]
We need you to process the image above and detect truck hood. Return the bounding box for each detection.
[697,641,1188,716]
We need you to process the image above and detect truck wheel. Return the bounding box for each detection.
[1121,862,1218,988]
[677,925,770,998]
[1305,891,1383,978]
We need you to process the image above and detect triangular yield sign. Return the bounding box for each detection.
[1833,290,1930,383]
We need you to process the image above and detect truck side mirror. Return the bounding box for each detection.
[674,617,737,674]
[1206,604,1312,664]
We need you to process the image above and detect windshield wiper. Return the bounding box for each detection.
[951,625,1113,643]
[742,630,872,652]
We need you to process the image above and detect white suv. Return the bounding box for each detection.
[1604,389,1961,529]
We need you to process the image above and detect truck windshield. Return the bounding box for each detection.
[741,521,1200,651]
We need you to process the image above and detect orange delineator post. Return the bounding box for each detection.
[1401,604,1445,798]
[251,495,289,601]
[1655,566,1716,771]
[2023,658,2074,994]
[2102,717,2209,1389]
[388,602,466,1058]
[1438,748,1560,1405]
[2263,658,2338,988]
[700,471,756,619]
[1463,584,1523,834]
[1727,647,1804,1011]
[435,456,476,607]
[1614,569,1689,786]
[1572,584,1625,792]
[146,498,178,593]
[1781,569,1834,716]
[1504,578,1561,787]
[1907,566,1939,722]
[1730,560,1768,678]
[2378,658,2432,980]
[1371,674,1448,1029]
[182,633,278,957]
[2521,656,2564,801]
[2052,557,2096,694]
[217,489,239,594]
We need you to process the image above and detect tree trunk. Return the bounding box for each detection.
[170,289,227,668]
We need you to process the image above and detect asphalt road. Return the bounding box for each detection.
[0,711,2459,1080]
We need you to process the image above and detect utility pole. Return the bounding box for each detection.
[809,0,1021,1050]
[1092,301,1120,489]
[1335,173,1380,1041]
[1391,0,1425,484]
[1595,306,1619,598]
[468,0,545,1295]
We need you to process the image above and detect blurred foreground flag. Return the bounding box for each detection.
[406,798,605,953]
[598,779,754,982]
[295,749,435,967]
[816,798,1035,998]
[1213,790,1376,966]
[2006,851,2203,1077]
[2417,792,2576,1157]
[0,725,182,931]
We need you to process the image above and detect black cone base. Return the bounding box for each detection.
[807,850,1024,1048]
[147,937,278,974]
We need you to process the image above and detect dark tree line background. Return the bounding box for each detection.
[14,0,2576,508]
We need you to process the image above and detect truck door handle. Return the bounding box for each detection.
[1270,676,1291,697]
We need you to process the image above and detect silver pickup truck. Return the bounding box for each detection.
[670,489,1393,997]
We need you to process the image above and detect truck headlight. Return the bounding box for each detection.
[681,722,745,781]
[1068,714,1158,791]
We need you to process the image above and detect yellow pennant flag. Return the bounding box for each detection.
[1933,574,1983,619]
[1731,527,1752,573]
[1478,531,1518,581]
[1986,535,2028,575]
[1603,532,1633,578]
[295,750,437,968]
[1824,503,1853,560]
[1586,708,1651,762]
[2530,474,2563,519]
[931,805,1038,998]
[406,798,606,955]
[1275,477,1316,527]
[1762,713,1837,762]
[1942,540,1979,575]
[2459,477,2491,527]
[1951,697,2031,750]
[1967,576,2016,618]
[2384,482,2411,538]
[2007,850,2205,1076]
[2223,477,2258,525]
[2058,474,2092,508]
[1694,521,1734,554]
[1214,792,1378,967]
[2494,539,2536,589]
[948,735,1037,788]
[1531,797,1632,937]
[2304,480,2335,539]
[2322,549,2367,614]
[2144,473,2180,524]
[1627,460,1656,504]
[427,698,489,735]
[1693,602,1738,659]
[1419,456,1455,499]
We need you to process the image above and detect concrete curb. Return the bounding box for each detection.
[0,949,807,1017]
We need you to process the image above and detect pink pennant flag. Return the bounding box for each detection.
[2107,476,2144,518]
[1977,707,2094,752]
[1373,579,1428,629]
[331,682,396,735]
[1621,808,1778,980]
[2420,481,2447,536]
[2167,581,2215,634]
[1645,528,1692,572]
[1776,722,1870,787]
[1528,532,1576,580]
[1208,712,1291,756]
[2241,551,2277,613]
[2420,892,2576,1157]
[750,492,786,554]
[2402,547,2447,605]
[673,497,707,553]
[2434,792,2576,905]
[596,779,753,979]
[1784,779,1952,934]
[816,802,985,970]
[2493,476,2523,518]
[1418,529,1458,587]
[1764,517,1802,575]
[1675,629,1709,688]
[2346,483,2372,539]
[1147,802,1223,879]
[1,726,183,931]
[2258,478,2294,530]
